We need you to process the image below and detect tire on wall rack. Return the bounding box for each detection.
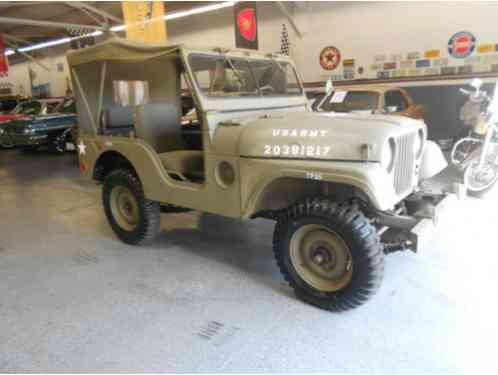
[103,169,161,245]
[273,198,384,312]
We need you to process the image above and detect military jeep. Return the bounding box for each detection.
[67,38,454,311]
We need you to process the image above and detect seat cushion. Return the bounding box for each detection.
[158,150,203,176]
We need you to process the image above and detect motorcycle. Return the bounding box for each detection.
[450,78,498,196]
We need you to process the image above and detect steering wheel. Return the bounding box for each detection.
[260,85,275,95]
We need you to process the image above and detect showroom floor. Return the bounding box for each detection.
[0,149,497,373]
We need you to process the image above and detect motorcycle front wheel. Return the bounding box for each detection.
[464,160,498,197]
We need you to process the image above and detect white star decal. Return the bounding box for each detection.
[78,140,87,156]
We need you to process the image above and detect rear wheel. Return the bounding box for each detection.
[103,169,160,245]
[273,199,384,312]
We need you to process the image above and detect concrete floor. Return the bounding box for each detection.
[0,148,497,373]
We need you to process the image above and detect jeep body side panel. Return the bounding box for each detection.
[81,136,242,218]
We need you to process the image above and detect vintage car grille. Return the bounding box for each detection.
[393,132,416,195]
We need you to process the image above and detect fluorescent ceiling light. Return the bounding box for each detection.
[110,1,236,31]
[5,1,236,57]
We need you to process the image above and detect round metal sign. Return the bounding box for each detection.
[448,31,476,59]
[319,46,341,71]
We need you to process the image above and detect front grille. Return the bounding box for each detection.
[393,132,416,195]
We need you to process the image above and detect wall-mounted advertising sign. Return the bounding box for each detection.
[234,2,258,50]
[319,46,341,71]
[448,31,476,59]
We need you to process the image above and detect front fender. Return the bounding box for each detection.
[240,158,399,218]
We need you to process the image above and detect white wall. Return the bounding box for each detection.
[3,1,498,96]
[167,1,498,83]
[0,45,71,97]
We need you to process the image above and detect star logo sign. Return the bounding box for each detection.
[78,140,87,156]
[319,46,341,71]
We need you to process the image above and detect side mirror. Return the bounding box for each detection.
[470,78,483,90]
[325,77,334,96]
[386,106,398,113]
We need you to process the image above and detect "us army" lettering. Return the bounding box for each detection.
[272,129,328,137]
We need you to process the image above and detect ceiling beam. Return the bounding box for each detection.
[0,16,105,31]
[276,1,303,38]
[3,33,32,45]
[64,2,107,27]
[72,2,123,24]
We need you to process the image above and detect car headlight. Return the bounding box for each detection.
[414,128,425,158]
[381,137,396,172]
[23,127,35,134]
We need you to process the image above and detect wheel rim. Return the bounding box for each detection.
[110,186,140,231]
[290,224,353,292]
[464,161,498,192]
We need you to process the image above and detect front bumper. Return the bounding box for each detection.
[378,189,461,253]
[408,193,458,252]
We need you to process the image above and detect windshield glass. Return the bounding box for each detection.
[188,54,302,98]
[46,102,61,114]
[321,91,380,113]
[54,98,76,114]
[12,101,41,115]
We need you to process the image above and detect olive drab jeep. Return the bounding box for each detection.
[67,38,455,312]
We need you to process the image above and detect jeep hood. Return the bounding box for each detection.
[213,111,425,162]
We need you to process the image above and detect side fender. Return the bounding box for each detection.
[420,140,447,180]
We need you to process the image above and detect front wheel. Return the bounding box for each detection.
[464,160,498,197]
[273,199,384,312]
[103,169,161,245]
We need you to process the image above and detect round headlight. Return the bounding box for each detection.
[414,128,424,158]
[381,137,396,172]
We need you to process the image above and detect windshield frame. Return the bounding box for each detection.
[186,52,304,100]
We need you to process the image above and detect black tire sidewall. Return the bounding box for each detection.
[274,201,384,311]
[102,169,159,245]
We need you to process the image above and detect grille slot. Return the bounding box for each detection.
[393,132,416,195]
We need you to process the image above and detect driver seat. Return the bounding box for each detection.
[134,104,204,181]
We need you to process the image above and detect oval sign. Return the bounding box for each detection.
[448,31,476,59]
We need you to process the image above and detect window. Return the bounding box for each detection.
[249,60,302,96]
[13,101,41,115]
[46,102,60,114]
[188,54,302,98]
[112,80,150,106]
[189,54,257,97]
[57,99,76,114]
[385,90,408,112]
[321,91,380,113]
